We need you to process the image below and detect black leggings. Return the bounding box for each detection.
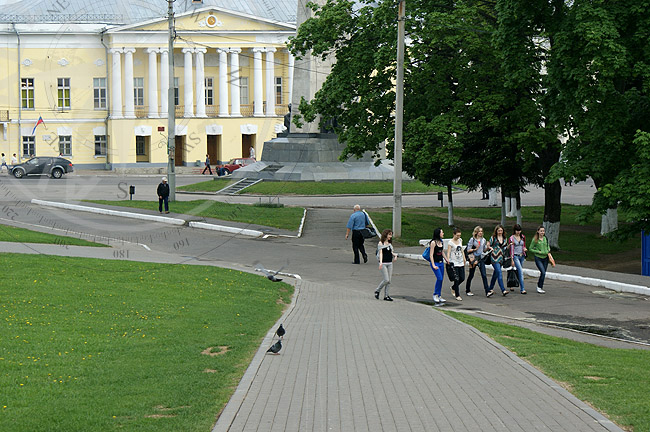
[466,260,489,294]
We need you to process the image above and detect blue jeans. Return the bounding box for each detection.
[158,196,169,212]
[466,259,489,294]
[430,261,444,296]
[512,255,526,292]
[489,261,505,293]
[535,256,549,288]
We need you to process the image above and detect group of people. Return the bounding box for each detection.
[429,224,555,304]
[346,205,556,305]
[1,153,18,173]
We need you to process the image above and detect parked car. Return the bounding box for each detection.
[217,157,256,175]
[10,156,74,179]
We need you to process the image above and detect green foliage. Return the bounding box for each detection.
[0,254,292,432]
[445,310,650,431]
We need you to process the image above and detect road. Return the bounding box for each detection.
[0,175,647,349]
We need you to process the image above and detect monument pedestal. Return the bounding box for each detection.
[232,133,402,181]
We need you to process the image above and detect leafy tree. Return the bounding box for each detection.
[546,0,650,235]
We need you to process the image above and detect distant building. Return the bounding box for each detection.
[0,0,296,170]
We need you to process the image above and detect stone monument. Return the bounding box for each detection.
[233,0,399,181]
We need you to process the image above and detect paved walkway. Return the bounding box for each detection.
[214,278,620,432]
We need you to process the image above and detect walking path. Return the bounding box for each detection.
[214,278,621,432]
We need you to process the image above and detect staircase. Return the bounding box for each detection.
[216,178,263,195]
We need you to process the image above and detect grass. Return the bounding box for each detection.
[443,310,650,432]
[0,253,292,432]
[178,179,447,195]
[85,200,305,231]
[0,224,108,247]
[367,207,640,265]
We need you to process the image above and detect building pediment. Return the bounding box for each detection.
[107,7,296,34]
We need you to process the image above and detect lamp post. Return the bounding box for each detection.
[392,0,405,237]
[167,0,176,200]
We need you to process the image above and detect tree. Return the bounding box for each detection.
[546,0,650,236]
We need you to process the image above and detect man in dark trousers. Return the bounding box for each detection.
[202,154,213,175]
[157,177,170,214]
[345,204,368,264]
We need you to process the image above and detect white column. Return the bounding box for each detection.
[160,48,169,119]
[218,48,229,117]
[195,48,207,118]
[123,48,136,118]
[265,47,276,116]
[146,48,159,118]
[252,47,264,117]
[229,48,242,117]
[288,51,295,109]
[182,47,194,117]
[109,48,123,118]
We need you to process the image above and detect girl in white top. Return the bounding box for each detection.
[444,227,466,301]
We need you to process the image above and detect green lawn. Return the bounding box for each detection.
[85,200,305,231]
[444,311,649,432]
[178,179,447,195]
[368,207,640,264]
[0,224,108,247]
[0,253,292,432]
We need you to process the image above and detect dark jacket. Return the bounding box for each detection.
[157,182,170,198]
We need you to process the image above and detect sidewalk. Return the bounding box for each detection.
[214,278,621,432]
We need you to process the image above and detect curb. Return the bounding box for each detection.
[31,199,186,225]
[188,221,263,238]
[398,253,650,297]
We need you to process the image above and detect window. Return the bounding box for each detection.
[22,136,35,157]
[59,136,72,156]
[136,136,146,155]
[174,77,179,106]
[205,77,213,105]
[21,78,34,109]
[57,78,70,109]
[275,77,283,105]
[240,77,249,105]
[93,78,107,109]
[94,135,107,156]
[134,77,144,107]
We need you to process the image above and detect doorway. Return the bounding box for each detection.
[242,134,256,158]
[175,136,184,166]
[207,135,221,164]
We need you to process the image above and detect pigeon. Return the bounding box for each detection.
[276,324,286,339]
[254,262,284,282]
[267,340,282,354]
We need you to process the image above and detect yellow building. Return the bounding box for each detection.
[0,1,296,170]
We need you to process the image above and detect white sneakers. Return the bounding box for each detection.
[536,287,546,294]
[433,295,446,303]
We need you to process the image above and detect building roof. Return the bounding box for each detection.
[0,0,297,25]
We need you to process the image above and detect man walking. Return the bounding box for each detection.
[157,177,170,214]
[202,154,213,175]
[345,204,368,264]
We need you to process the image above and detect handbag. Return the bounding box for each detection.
[422,246,431,261]
[360,227,377,239]
[481,251,492,266]
[446,263,457,282]
[507,268,519,288]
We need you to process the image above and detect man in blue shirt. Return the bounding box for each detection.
[345,204,368,264]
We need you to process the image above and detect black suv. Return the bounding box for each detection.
[11,157,74,179]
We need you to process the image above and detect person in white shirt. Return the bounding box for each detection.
[444,227,467,301]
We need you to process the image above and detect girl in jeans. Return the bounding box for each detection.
[375,229,397,301]
[529,226,556,293]
[429,228,447,304]
[445,227,466,301]
[465,226,489,296]
[509,224,528,294]
[487,224,509,297]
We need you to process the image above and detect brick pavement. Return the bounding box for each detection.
[214,278,621,432]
